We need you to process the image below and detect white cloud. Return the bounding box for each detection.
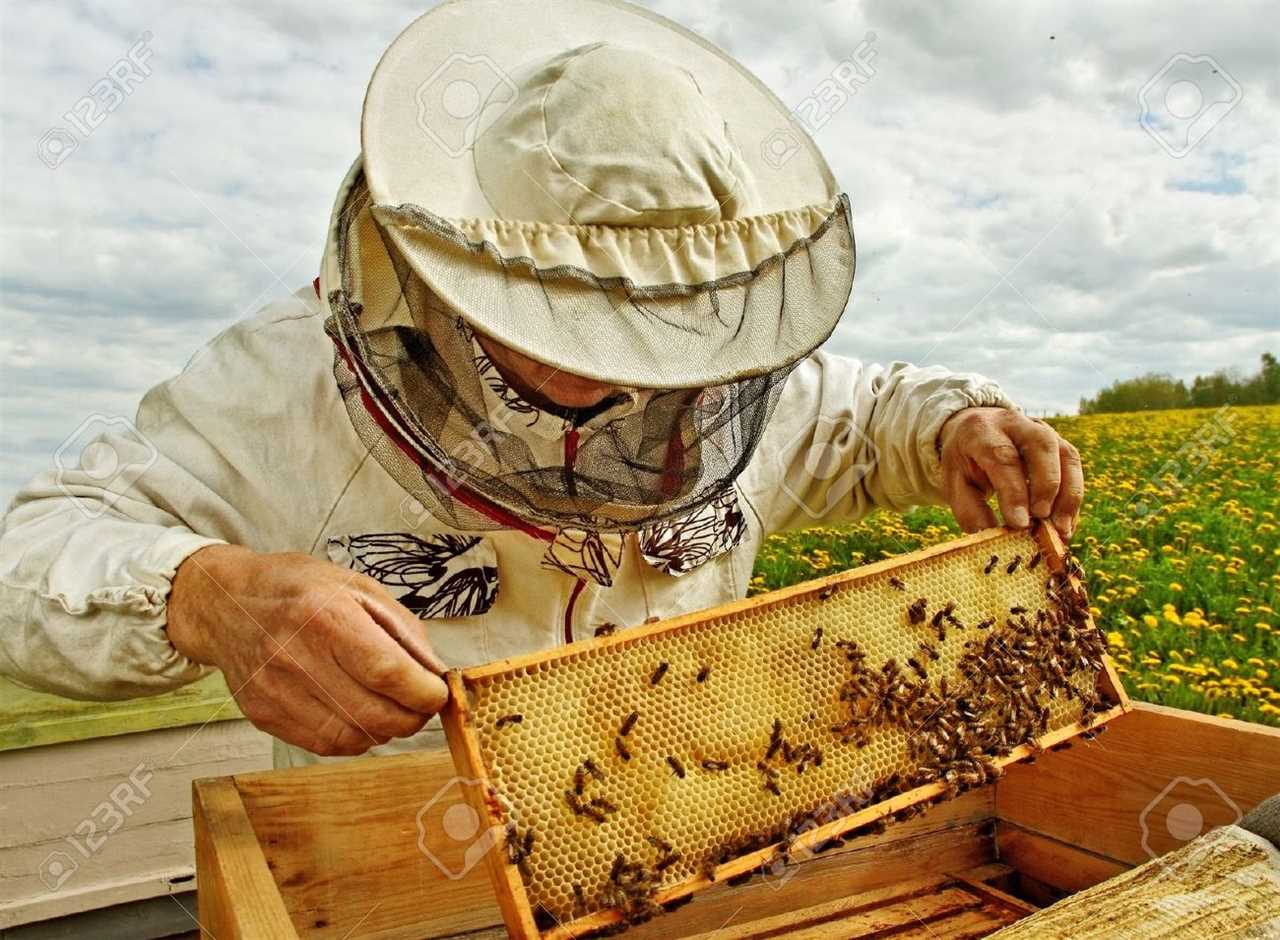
[1,0,1277,503]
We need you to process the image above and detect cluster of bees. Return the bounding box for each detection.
[491,540,1113,934]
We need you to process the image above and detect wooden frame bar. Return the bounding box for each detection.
[192,777,296,939]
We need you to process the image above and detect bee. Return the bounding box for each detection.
[811,626,824,649]
[919,641,940,661]
[701,758,729,771]
[620,711,639,737]
[818,586,836,601]
[646,835,672,852]
[984,555,999,575]
[1010,605,1027,615]
[696,665,711,682]
[495,714,523,728]
[1028,551,1043,570]
[655,851,682,873]
[610,854,627,883]
[766,719,783,759]
[573,767,586,795]
[764,779,781,796]
[650,661,669,685]
[907,657,928,680]
[572,883,586,910]
[666,756,686,778]
[589,796,618,814]
[908,598,929,625]
[565,791,603,822]
[888,576,906,592]
[614,736,631,761]
[1006,555,1023,574]
[975,617,996,630]
[595,622,619,637]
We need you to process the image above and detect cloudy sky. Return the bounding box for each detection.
[1,1,1276,505]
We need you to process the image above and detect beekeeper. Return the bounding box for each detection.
[0,0,1082,767]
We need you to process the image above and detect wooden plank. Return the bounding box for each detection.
[0,719,270,930]
[231,749,502,940]
[192,777,296,939]
[945,874,1038,916]
[624,814,996,940]
[996,702,1280,866]
[441,671,540,939]
[895,904,1020,938]
[684,884,979,938]
[995,823,1128,894]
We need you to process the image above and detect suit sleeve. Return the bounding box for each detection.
[740,351,1018,534]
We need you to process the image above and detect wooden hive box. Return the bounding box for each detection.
[192,707,1280,938]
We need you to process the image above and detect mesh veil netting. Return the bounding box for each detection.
[324,171,853,533]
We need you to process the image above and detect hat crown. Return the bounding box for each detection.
[474,42,758,226]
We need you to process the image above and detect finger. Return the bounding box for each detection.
[1051,440,1084,540]
[969,432,1031,528]
[356,588,450,674]
[308,707,385,757]
[944,462,999,533]
[331,605,450,716]
[237,673,382,755]
[277,645,430,741]
[1003,419,1062,519]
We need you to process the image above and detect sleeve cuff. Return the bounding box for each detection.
[916,381,1020,493]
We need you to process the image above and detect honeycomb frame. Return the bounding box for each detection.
[441,525,1129,938]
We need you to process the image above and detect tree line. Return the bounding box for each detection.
[1079,352,1280,415]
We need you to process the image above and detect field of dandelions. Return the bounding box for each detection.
[750,404,1280,727]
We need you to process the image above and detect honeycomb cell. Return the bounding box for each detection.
[462,530,1111,925]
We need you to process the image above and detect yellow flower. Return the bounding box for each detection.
[1168,582,1183,592]
[1143,614,1159,628]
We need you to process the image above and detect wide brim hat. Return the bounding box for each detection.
[323,0,855,390]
